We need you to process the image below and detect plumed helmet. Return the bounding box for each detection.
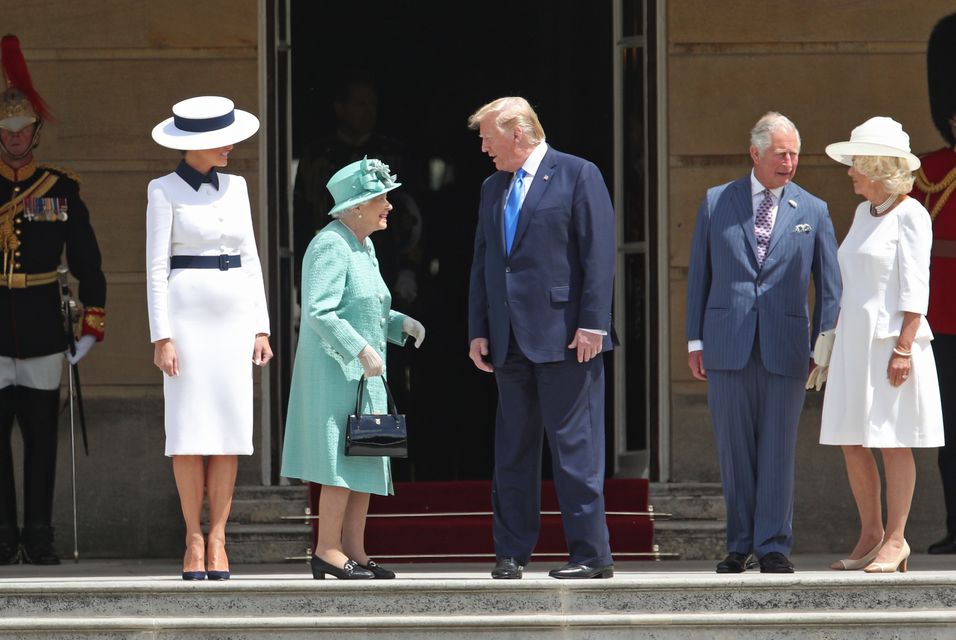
[927,13,956,147]
[0,34,52,133]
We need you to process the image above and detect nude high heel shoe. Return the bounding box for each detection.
[830,538,883,570]
[864,539,910,573]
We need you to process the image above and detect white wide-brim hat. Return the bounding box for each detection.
[825,116,920,171]
[151,96,259,150]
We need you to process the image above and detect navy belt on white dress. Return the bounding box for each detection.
[169,255,242,271]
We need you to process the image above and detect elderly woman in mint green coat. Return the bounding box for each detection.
[281,158,425,581]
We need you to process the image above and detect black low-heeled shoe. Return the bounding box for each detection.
[182,571,206,581]
[310,555,374,580]
[358,559,395,579]
[206,570,230,580]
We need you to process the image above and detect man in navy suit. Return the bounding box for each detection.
[467,97,615,579]
[686,112,840,573]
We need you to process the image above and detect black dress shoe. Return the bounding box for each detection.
[928,533,956,554]
[21,527,60,566]
[759,552,794,573]
[0,540,19,565]
[716,552,749,573]
[358,559,395,579]
[491,557,523,579]
[21,543,60,565]
[548,562,614,579]
[310,556,374,580]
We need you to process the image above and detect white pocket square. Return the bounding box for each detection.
[793,223,812,234]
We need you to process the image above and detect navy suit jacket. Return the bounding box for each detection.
[468,146,616,368]
[685,175,841,378]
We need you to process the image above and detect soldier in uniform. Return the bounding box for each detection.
[0,35,106,565]
[912,13,956,555]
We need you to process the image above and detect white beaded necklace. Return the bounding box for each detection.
[870,193,898,217]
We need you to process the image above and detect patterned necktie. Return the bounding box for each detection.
[754,188,774,266]
[503,168,526,255]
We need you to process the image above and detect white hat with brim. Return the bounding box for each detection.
[825,116,920,171]
[151,96,259,150]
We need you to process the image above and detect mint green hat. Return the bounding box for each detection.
[326,156,401,216]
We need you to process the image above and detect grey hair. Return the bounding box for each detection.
[331,204,361,219]
[750,112,801,154]
[851,155,915,195]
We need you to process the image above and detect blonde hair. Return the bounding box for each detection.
[467,97,546,145]
[851,155,914,195]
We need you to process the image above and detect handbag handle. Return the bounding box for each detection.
[354,375,400,418]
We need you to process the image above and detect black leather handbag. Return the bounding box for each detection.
[345,375,408,458]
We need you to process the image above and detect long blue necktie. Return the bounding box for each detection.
[503,168,526,255]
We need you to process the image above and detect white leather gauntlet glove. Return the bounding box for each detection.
[402,316,426,348]
[357,345,384,377]
[805,330,835,391]
[65,335,96,365]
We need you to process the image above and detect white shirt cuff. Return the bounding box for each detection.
[688,340,703,353]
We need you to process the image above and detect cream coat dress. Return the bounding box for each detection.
[146,172,270,455]
[820,197,944,447]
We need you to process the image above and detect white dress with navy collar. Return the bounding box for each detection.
[146,171,270,455]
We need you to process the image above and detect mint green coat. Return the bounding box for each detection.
[281,221,407,495]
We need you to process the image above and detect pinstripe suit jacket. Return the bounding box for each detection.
[686,175,841,378]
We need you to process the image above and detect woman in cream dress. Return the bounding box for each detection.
[147,97,272,580]
[819,117,943,574]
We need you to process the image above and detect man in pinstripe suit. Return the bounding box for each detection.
[686,112,841,573]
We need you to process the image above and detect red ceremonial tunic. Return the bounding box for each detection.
[912,147,956,335]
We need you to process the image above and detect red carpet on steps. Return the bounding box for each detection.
[307,479,655,563]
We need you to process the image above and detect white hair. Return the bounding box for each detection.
[750,112,801,154]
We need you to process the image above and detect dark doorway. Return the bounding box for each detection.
[288,0,615,481]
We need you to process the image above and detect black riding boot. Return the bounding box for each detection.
[0,385,19,564]
[16,386,61,565]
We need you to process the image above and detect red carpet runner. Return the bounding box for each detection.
[308,479,655,562]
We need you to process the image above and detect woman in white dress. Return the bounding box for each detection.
[818,117,944,573]
[146,97,272,580]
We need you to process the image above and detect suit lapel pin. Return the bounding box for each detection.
[542,174,550,182]
[788,199,798,208]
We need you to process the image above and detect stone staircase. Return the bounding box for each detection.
[2,570,956,638]
[225,482,727,564]
[650,482,726,560]
[226,485,312,564]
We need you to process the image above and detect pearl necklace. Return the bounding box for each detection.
[869,193,898,217]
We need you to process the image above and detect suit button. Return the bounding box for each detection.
[505,267,511,273]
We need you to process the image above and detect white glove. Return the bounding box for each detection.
[813,330,835,367]
[65,335,96,365]
[806,365,828,391]
[357,345,384,377]
[402,316,426,348]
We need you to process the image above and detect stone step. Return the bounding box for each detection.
[226,483,730,563]
[649,482,725,520]
[230,485,309,524]
[225,523,311,563]
[654,520,725,560]
[4,574,956,617]
[2,610,956,639]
